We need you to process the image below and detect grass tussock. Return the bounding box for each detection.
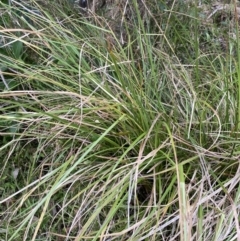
[0,0,240,240]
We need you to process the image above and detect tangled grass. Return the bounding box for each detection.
[0,0,240,240]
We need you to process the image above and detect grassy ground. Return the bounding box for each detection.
[0,0,240,240]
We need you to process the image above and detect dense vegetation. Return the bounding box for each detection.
[1,0,240,240]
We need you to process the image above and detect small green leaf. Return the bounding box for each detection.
[12,40,23,59]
